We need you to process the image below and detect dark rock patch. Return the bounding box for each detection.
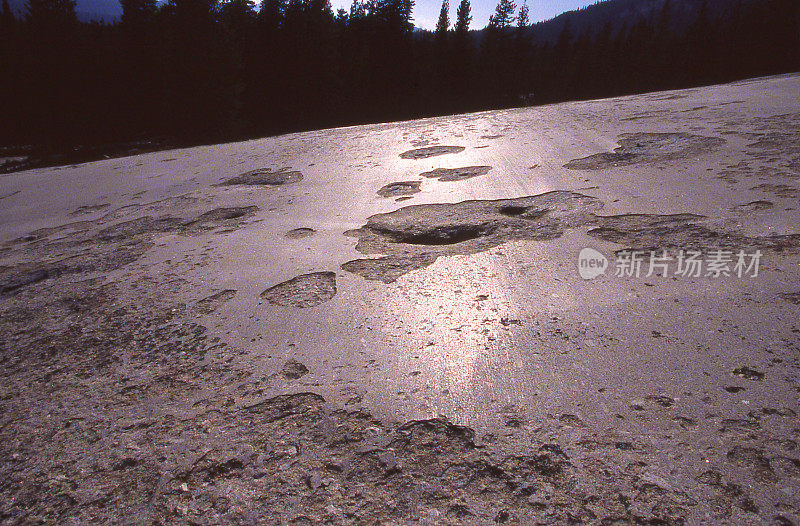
[96,216,185,242]
[779,292,800,304]
[0,264,74,297]
[95,207,257,242]
[192,206,258,224]
[281,359,309,380]
[727,446,777,483]
[750,183,799,198]
[377,181,421,198]
[788,156,800,174]
[285,227,316,239]
[218,168,303,186]
[261,272,337,308]
[399,146,465,160]
[733,367,765,381]
[242,392,326,422]
[564,132,725,170]
[587,213,800,252]
[2,205,262,296]
[421,166,492,182]
[733,200,774,213]
[195,289,236,315]
[71,203,110,216]
[341,254,437,283]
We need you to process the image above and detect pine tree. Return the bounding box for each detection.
[435,0,449,36]
[488,0,515,29]
[453,0,470,34]
[516,1,527,28]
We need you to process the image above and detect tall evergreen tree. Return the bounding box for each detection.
[516,1,527,28]
[453,0,470,34]
[434,0,448,36]
[488,0,515,29]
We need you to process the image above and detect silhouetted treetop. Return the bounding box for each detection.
[454,0,470,34]
[435,0,449,36]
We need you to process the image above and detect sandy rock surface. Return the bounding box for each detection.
[1,73,799,524]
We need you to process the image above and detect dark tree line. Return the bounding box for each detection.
[0,0,797,152]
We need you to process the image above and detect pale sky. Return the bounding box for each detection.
[331,0,600,31]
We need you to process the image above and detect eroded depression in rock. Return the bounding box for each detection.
[564,132,725,170]
[377,181,421,198]
[399,146,465,160]
[421,166,492,182]
[219,168,303,186]
[342,190,800,283]
[342,191,603,282]
[261,271,337,308]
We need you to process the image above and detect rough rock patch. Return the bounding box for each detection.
[399,146,465,160]
[750,184,799,198]
[195,289,236,314]
[587,213,732,250]
[564,132,725,170]
[0,264,73,296]
[71,203,110,215]
[341,254,437,284]
[377,181,421,198]
[285,227,316,239]
[261,272,337,308]
[0,205,258,297]
[281,359,309,379]
[788,156,800,175]
[342,191,603,282]
[191,206,258,224]
[218,167,303,186]
[421,166,492,182]
[97,216,186,242]
[733,201,774,213]
[779,292,800,304]
[587,213,800,252]
[342,191,800,282]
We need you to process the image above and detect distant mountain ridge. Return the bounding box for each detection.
[524,0,760,44]
[7,0,121,22]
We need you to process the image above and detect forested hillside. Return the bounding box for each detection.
[0,0,797,157]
